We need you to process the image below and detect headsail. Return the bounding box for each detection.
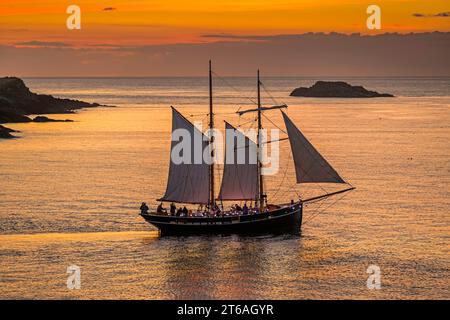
[281,111,346,184]
[159,107,211,204]
[218,122,258,201]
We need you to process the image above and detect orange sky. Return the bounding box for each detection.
[1,0,449,47]
[0,1,449,76]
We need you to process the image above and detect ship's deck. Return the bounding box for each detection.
[141,203,301,224]
[145,203,290,219]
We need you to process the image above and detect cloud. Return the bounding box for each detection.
[14,41,71,48]
[102,7,116,11]
[201,32,362,42]
[4,28,30,32]
[2,32,449,77]
[412,11,450,18]
[88,43,122,48]
[201,34,269,40]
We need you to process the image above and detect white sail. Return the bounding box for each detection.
[159,107,211,204]
[218,122,258,201]
[281,111,346,184]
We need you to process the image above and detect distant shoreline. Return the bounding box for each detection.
[18,75,450,79]
[0,77,106,139]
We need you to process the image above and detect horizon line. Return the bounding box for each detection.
[15,75,450,79]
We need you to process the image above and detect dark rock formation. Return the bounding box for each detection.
[0,109,32,123]
[0,77,99,114]
[0,77,100,124]
[0,124,17,139]
[0,124,18,133]
[290,81,394,98]
[32,116,74,123]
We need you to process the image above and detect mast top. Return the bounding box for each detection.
[209,60,215,207]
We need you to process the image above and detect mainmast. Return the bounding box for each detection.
[209,60,215,208]
[256,70,264,211]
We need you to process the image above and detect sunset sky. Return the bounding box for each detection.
[0,0,449,76]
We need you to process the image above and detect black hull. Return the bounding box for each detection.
[140,203,303,236]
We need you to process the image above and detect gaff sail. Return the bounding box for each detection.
[218,122,258,201]
[158,107,211,204]
[281,111,346,184]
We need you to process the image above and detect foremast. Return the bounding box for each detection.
[209,60,215,209]
[256,70,265,211]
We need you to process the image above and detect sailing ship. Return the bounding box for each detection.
[140,62,354,235]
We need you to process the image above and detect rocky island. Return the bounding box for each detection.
[0,77,101,138]
[290,81,394,98]
[0,124,18,139]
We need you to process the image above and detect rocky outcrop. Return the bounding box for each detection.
[0,77,100,117]
[0,125,18,139]
[290,81,394,98]
[32,116,74,123]
[0,77,100,138]
[0,109,32,123]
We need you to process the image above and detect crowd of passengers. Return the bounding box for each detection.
[140,201,274,217]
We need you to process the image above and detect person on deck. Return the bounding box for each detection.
[176,208,183,217]
[170,203,176,216]
[215,204,222,216]
[140,202,149,215]
[242,203,249,215]
[182,206,188,217]
[157,202,167,214]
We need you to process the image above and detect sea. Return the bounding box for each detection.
[0,77,449,299]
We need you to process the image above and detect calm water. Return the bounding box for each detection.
[0,77,449,299]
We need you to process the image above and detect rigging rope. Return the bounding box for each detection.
[236,118,257,129]
[262,113,288,135]
[260,81,279,106]
[211,71,258,107]
[302,190,351,226]
[269,154,290,203]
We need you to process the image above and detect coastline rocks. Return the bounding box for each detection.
[0,116,72,139]
[0,109,32,123]
[0,77,100,124]
[0,76,99,138]
[32,116,74,123]
[0,124,18,139]
[0,77,99,115]
[290,81,394,98]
